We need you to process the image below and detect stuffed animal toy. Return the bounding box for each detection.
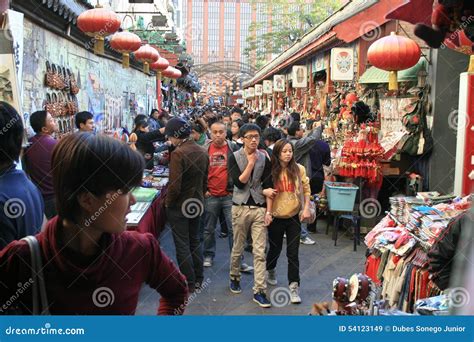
[414,0,474,48]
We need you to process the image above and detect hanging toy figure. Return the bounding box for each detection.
[414,0,474,50]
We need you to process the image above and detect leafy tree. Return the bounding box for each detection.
[245,0,342,69]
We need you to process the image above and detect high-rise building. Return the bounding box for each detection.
[182,0,318,97]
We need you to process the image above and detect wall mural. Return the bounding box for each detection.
[21,19,156,134]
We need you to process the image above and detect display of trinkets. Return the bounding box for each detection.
[44,61,81,136]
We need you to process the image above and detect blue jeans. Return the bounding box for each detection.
[203,195,233,259]
[300,223,309,239]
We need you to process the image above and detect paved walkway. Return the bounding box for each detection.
[136,219,367,315]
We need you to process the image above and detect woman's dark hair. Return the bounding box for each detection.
[263,127,282,144]
[149,108,159,117]
[29,110,48,134]
[133,119,149,133]
[287,121,301,136]
[290,112,301,122]
[271,139,300,187]
[232,119,244,127]
[192,121,205,134]
[352,101,373,125]
[52,133,144,223]
[0,101,24,164]
[75,111,93,129]
[255,115,269,131]
[239,123,261,138]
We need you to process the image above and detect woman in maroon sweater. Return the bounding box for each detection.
[0,133,188,315]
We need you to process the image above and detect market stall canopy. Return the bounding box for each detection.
[359,57,427,84]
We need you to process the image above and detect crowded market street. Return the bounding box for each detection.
[0,1,473,335]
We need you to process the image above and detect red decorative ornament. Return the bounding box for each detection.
[345,93,358,105]
[150,57,170,72]
[162,66,177,78]
[444,30,474,56]
[367,32,421,90]
[134,44,159,74]
[77,6,121,55]
[110,31,142,68]
[172,68,182,79]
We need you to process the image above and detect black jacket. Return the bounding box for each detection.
[428,215,464,290]
[135,129,166,156]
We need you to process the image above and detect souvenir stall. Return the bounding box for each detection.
[325,33,432,217]
[318,193,471,316]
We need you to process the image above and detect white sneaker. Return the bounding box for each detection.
[203,257,213,267]
[289,282,301,304]
[240,263,254,273]
[267,269,277,286]
[300,236,315,245]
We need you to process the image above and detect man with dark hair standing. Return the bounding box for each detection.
[75,111,95,132]
[263,127,282,152]
[165,117,209,293]
[228,123,273,308]
[230,107,243,122]
[0,102,44,249]
[25,110,58,219]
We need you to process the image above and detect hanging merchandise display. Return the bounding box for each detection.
[368,32,421,91]
[110,31,142,68]
[363,194,471,313]
[336,125,384,183]
[77,5,121,55]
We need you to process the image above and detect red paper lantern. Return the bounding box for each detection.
[150,57,170,72]
[162,66,176,78]
[368,32,421,90]
[110,31,142,68]
[345,93,358,105]
[172,68,182,79]
[77,7,121,55]
[134,44,159,73]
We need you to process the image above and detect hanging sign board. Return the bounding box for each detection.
[263,80,273,94]
[330,48,354,81]
[292,65,307,88]
[273,74,285,92]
